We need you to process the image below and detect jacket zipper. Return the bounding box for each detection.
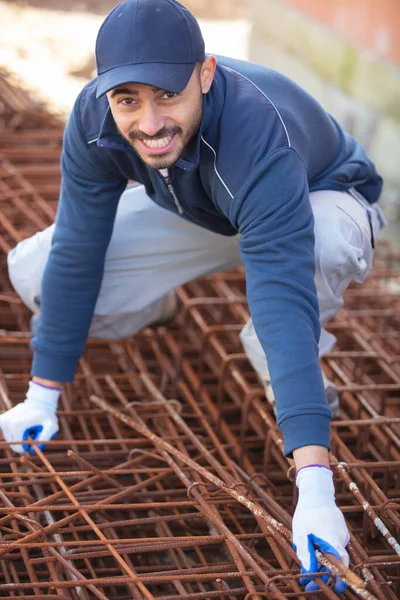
[164,174,184,215]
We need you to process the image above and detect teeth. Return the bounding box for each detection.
[142,135,172,148]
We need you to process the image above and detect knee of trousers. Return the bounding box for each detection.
[7,226,54,313]
[312,193,373,298]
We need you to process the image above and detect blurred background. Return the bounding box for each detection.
[1,0,399,246]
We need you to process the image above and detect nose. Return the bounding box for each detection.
[138,103,165,137]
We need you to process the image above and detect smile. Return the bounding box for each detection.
[137,134,177,156]
[141,135,173,148]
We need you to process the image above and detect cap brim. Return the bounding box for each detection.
[96,62,196,98]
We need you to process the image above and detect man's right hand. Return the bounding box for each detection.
[0,381,60,453]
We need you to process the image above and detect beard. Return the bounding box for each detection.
[118,103,203,170]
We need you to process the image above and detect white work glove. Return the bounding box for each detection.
[292,466,350,594]
[0,381,60,453]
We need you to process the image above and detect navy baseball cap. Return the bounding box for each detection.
[95,0,205,98]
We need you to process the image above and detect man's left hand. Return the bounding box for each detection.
[292,465,350,594]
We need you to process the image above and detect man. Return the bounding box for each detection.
[0,0,386,592]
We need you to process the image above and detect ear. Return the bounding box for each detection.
[200,56,217,94]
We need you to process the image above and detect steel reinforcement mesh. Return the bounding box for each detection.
[0,70,399,600]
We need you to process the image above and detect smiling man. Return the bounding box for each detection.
[1,0,386,593]
[108,65,206,169]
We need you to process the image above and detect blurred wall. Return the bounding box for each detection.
[281,0,400,66]
[250,0,400,215]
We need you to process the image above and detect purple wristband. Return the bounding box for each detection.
[33,381,62,392]
[296,464,331,477]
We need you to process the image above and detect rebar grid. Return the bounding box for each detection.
[0,70,399,599]
[168,265,400,596]
[0,68,63,131]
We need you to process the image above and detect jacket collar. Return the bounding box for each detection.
[96,107,135,154]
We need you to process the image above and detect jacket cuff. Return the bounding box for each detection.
[31,349,80,382]
[279,412,331,457]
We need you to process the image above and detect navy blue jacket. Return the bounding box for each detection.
[31,56,382,455]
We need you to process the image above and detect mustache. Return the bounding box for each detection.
[129,126,182,141]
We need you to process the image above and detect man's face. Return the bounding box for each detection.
[107,58,216,170]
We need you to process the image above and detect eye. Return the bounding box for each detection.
[162,91,179,100]
[118,97,137,106]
